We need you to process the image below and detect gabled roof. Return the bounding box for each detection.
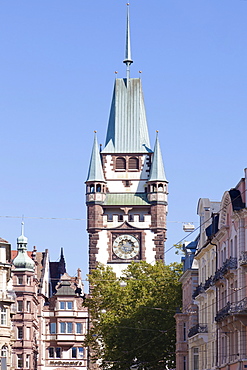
[86,133,105,182]
[102,78,152,154]
[148,134,167,182]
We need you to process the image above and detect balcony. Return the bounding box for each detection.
[215,302,231,322]
[229,298,247,315]
[204,276,213,291]
[213,257,237,284]
[239,252,247,266]
[0,290,16,303]
[188,323,208,338]
[221,257,237,276]
[192,283,204,299]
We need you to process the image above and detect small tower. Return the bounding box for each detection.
[86,5,168,275]
[147,132,168,259]
[12,223,39,370]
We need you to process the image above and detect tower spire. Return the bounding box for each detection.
[123,3,133,79]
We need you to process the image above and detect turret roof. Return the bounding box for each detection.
[148,133,167,182]
[86,133,105,182]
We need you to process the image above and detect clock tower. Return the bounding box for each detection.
[86,5,168,276]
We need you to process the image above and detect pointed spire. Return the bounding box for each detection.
[123,3,133,79]
[58,247,66,275]
[17,221,28,245]
[86,132,105,182]
[149,131,167,182]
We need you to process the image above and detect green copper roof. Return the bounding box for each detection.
[149,134,167,182]
[86,133,105,182]
[102,78,152,154]
[104,193,149,206]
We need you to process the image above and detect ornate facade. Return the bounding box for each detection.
[8,226,88,370]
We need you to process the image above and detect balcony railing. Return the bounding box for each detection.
[0,290,16,303]
[204,276,213,291]
[215,302,231,322]
[221,257,237,275]
[229,298,247,314]
[239,252,247,266]
[192,283,205,299]
[188,323,208,338]
[213,257,237,284]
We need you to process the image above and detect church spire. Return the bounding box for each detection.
[123,3,133,79]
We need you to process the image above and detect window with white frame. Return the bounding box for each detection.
[193,347,199,370]
[71,347,84,359]
[76,322,82,334]
[17,327,23,340]
[17,276,23,285]
[26,327,31,340]
[50,322,56,334]
[60,322,73,333]
[1,346,7,357]
[0,306,7,325]
[26,301,31,313]
[17,354,23,368]
[48,347,61,358]
[17,301,23,312]
[59,301,73,310]
[25,354,30,368]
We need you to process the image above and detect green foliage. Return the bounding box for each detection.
[84,261,182,370]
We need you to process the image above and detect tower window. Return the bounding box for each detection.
[116,157,126,170]
[96,184,101,192]
[129,157,139,170]
[90,185,95,193]
[158,184,164,191]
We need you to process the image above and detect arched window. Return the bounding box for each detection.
[90,185,95,193]
[116,157,126,170]
[158,184,164,191]
[1,346,7,357]
[96,184,101,192]
[129,157,139,170]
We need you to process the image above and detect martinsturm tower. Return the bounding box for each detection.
[86,5,168,276]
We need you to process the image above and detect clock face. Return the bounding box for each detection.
[113,234,139,260]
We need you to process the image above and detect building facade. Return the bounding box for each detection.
[0,237,16,370]
[178,168,247,370]
[86,6,168,276]
[9,226,88,370]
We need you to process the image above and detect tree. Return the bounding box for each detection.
[84,261,182,370]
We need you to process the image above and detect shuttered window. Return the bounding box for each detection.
[116,157,126,170]
[129,157,139,170]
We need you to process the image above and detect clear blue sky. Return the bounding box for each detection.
[1,0,247,291]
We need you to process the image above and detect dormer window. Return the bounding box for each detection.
[116,157,126,170]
